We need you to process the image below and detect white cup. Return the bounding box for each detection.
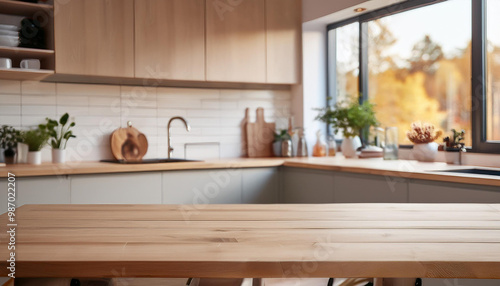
[0,58,12,69]
[20,59,41,70]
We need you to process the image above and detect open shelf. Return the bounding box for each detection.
[0,67,53,80]
[0,0,53,16]
[0,46,54,59]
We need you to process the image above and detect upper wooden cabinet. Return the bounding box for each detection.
[266,0,302,84]
[54,0,134,77]
[205,0,267,83]
[134,0,205,81]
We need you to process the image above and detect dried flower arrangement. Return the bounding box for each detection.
[406,122,442,144]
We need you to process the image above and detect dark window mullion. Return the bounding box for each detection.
[359,22,368,103]
[472,0,499,153]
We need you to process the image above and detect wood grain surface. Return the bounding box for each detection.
[246,108,276,158]
[1,204,500,279]
[110,126,148,161]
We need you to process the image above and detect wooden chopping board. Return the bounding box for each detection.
[245,107,275,157]
[110,122,148,161]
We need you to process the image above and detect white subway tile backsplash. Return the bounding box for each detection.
[22,94,57,105]
[57,95,89,106]
[58,83,120,97]
[0,80,21,94]
[0,105,20,115]
[0,94,21,105]
[21,81,56,95]
[1,80,291,161]
[0,115,20,126]
[22,105,57,116]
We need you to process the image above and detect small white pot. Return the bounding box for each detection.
[17,142,29,163]
[52,149,66,163]
[341,136,362,158]
[412,142,439,162]
[445,150,460,165]
[27,151,42,165]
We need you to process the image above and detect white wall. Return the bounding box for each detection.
[0,80,291,162]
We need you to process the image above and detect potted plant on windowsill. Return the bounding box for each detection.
[0,125,22,164]
[443,129,466,164]
[315,99,378,158]
[22,127,49,165]
[407,122,442,162]
[41,113,76,164]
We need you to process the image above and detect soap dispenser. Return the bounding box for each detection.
[312,130,327,157]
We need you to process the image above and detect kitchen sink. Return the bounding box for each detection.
[100,158,201,164]
[432,168,500,177]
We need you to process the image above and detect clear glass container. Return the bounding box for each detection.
[384,127,399,160]
[327,135,337,156]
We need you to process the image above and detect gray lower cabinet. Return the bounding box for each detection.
[282,167,334,203]
[162,169,243,204]
[333,172,408,203]
[0,176,71,214]
[242,167,279,204]
[409,180,500,203]
[71,172,162,204]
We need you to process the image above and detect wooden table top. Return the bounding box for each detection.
[1,204,500,279]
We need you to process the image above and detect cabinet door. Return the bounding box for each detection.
[135,0,205,81]
[162,169,242,204]
[333,172,408,203]
[54,0,134,77]
[71,173,162,204]
[206,0,266,83]
[242,168,279,204]
[409,180,500,203]
[282,167,335,203]
[266,0,301,84]
[0,176,70,214]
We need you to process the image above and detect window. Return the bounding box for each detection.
[327,0,500,153]
[328,22,359,103]
[486,0,500,142]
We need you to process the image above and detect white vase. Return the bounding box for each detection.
[27,151,42,165]
[17,142,29,163]
[412,142,438,162]
[341,136,362,158]
[52,149,67,163]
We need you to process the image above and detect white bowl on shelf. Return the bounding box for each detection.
[0,35,19,47]
[0,24,19,31]
[0,29,19,36]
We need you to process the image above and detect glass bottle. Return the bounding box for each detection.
[327,135,337,156]
[313,130,327,157]
[384,127,399,160]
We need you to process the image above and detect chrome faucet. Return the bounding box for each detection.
[167,116,191,159]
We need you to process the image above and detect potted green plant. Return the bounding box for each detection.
[41,113,76,163]
[406,122,442,162]
[22,127,49,165]
[273,129,291,157]
[316,99,378,158]
[443,129,466,164]
[0,125,22,164]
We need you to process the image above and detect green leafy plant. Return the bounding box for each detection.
[274,129,291,142]
[0,125,22,157]
[443,129,465,150]
[40,113,76,150]
[22,127,49,152]
[315,99,379,139]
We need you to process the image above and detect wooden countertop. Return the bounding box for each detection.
[1,156,500,187]
[1,204,500,278]
[0,158,285,177]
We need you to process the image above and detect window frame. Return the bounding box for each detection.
[326,0,500,154]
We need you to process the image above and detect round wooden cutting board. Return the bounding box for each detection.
[110,122,148,161]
